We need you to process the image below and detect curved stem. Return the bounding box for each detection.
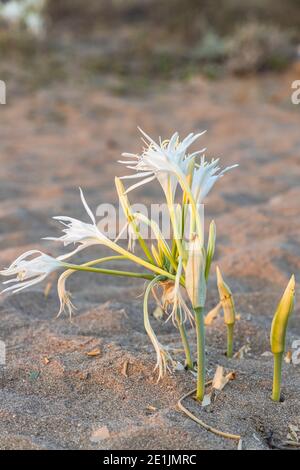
[272,352,283,402]
[62,262,154,280]
[194,306,206,401]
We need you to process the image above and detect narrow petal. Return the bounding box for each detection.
[79,188,96,225]
[124,175,156,194]
[119,171,153,180]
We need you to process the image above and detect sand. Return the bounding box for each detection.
[0,68,299,450]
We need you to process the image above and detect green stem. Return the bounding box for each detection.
[175,309,193,369]
[136,233,155,264]
[227,323,234,358]
[62,262,154,280]
[103,240,177,282]
[165,181,184,261]
[272,352,283,402]
[194,307,206,401]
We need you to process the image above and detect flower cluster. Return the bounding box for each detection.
[0,129,238,400]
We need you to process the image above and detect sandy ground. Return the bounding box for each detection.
[0,69,300,450]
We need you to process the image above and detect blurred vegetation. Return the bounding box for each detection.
[0,0,299,92]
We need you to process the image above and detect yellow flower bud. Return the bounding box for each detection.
[271,275,295,355]
[216,266,235,325]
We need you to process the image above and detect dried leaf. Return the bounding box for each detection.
[201,394,211,407]
[174,362,185,371]
[153,305,164,320]
[121,360,129,377]
[291,340,300,365]
[90,426,110,443]
[234,344,251,359]
[204,302,221,326]
[284,351,292,364]
[287,424,299,442]
[43,356,50,365]
[292,348,300,365]
[212,365,236,391]
[291,339,300,349]
[261,351,273,357]
[43,281,52,298]
[146,405,157,412]
[86,348,101,357]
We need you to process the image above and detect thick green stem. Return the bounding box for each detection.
[175,309,193,369]
[194,307,206,401]
[227,323,234,358]
[272,352,283,402]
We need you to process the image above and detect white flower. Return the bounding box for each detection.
[119,128,206,196]
[45,188,109,252]
[191,157,238,204]
[0,250,64,294]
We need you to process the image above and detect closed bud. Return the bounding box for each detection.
[115,177,133,222]
[271,275,295,355]
[216,266,235,325]
[205,220,216,280]
[185,235,206,308]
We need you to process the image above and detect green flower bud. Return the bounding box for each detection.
[205,220,216,281]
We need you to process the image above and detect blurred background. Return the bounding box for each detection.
[0,0,300,93]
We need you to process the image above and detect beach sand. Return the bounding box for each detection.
[0,69,299,449]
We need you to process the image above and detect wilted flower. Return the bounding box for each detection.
[57,269,77,319]
[155,258,194,327]
[119,128,206,196]
[0,250,64,294]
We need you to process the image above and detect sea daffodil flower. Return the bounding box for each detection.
[191,157,238,204]
[0,250,66,294]
[45,188,109,251]
[119,128,206,196]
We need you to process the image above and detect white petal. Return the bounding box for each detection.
[121,153,139,159]
[79,188,96,225]
[119,171,153,180]
[124,175,156,194]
